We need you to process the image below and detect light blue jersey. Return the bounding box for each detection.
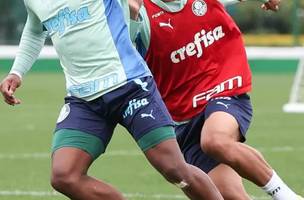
[11,0,151,100]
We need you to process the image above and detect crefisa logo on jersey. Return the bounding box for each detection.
[192,0,207,16]
[43,6,91,36]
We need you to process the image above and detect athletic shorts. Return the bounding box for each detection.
[175,94,253,173]
[53,76,175,159]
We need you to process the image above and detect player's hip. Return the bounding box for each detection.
[55,75,174,151]
[175,93,253,143]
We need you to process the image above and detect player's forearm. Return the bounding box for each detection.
[10,3,47,78]
[130,7,150,51]
[10,26,47,78]
[130,18,142,42]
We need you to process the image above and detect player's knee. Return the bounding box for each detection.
[201,136,237,163]
[50,168,79,192]
[161,165,184,183]
[159,163,191,186]
[201,133,225,155]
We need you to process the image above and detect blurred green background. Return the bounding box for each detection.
[0,1,304,200]
[0,70,303,200]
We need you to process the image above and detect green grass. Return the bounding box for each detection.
[0,72,303,200]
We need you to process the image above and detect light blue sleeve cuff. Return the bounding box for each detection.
[9,70,23,79]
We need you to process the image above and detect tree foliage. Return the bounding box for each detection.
[229,0,304,34]
[0,0,26,44]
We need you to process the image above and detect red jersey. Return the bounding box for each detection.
[144,0,252,122]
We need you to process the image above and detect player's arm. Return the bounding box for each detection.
[0,3,47,106]
[129,0,150,57]
[118,0,133,33]
[129,0,142,40]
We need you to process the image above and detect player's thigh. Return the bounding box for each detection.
[52,96,116,171]
[51,129,110,181]
[202,111,240,143]
[52,147,93,178]
[144,135,186,173]
[208,164,250,200]
[174,112,221,173]
[119,77,186,176]
[120,76,175,152]
[201,95,253,145]
[144,136,190,183]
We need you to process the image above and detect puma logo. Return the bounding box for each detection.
[216,101,230,109]
[141,110,155,120]
[159,19,173,29]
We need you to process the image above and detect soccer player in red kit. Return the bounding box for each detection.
[129,0,304,199]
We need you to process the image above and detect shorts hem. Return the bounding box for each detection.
[136,122,174,140]
[52,145,99,160]
[52,129,105,160]
[138,126,176,152]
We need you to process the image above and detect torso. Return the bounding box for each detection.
[144,0,252,122]
[25,0,150,100]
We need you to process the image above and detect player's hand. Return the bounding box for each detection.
[261,0,280,12]
[128,0,143,20]
[0,74,22,106]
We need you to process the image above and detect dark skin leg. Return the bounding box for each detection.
[201,112,272,187]
[51,147,126,200]
[144,139,224,200]
[208,164,251,200]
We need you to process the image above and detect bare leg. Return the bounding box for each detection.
[208,164,251,200]
[51,147,126,200]
[201,112,273,187]
[145,139,223,200]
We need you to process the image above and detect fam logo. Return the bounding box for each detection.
[68,73,119,98]
[192,0,207,16]
[43,6,91,36]
[192,76,243,108]
[123,98,149,119]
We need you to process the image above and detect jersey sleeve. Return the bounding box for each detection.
[117,0,132,34]
[130,6,151,57]
[129,17,142,42]
[9,2,47,78]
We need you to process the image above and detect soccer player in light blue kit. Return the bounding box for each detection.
[0,0,224,200]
